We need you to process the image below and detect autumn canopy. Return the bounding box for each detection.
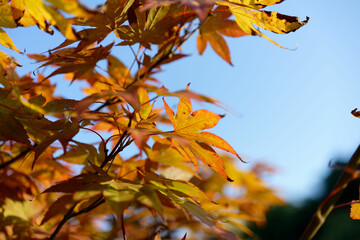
[0,0,308,239]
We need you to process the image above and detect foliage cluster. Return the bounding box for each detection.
[0,0,308,239]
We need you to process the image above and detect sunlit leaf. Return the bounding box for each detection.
[0,0,302,238]
[104,187,135,215]
[351,202,360,220]
[0,4,16,28]
[0,28,20,52]
[253,11,309,34]
[163,97,241,180]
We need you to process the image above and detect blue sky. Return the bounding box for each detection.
[3,0,360,202]
[154,0,360,201]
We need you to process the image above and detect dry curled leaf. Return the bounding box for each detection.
[351,108,360,118]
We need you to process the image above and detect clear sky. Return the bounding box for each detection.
[3,0,360,202]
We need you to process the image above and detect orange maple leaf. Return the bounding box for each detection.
[350,201,360,220]
[163,96,242,181]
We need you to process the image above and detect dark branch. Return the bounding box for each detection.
[94,97,121,112]
[48,196,105,240]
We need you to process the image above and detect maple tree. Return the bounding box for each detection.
[0,0,309,239]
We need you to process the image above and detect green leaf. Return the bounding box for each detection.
[136,185,163,217]
[170,194,215,227]
[104,188,135,215]
[164,179,210,202]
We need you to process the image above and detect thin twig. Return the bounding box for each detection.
[0,147,32,170]
[333,199,360,210]
[48,196,105,240]
[48,203,78,240]
[94,97,121,112]
[101,114,132,169]
[121,211,126,240]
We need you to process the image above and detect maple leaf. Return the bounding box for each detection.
[218,1,309,48]
[11,0,78,39]
[197,5,247,64]
[0,0,307,238]
[33,43,114,82]
[143,0,215,21]
[0,28,20,52]
[163,96,242,181]
[33,119,80,168]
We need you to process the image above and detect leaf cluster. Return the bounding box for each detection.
[0,0,307,239]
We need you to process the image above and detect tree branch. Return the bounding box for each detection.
[300,145,360,240]
[94,97,121,112]
[48,196,105,240]
[100,115,133,169]
[48,203,77,240]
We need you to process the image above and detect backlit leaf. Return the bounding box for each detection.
[0,28,20,52]
[197,6,247,63]
[23,0,78,39]
[222,2,308,48]
[163,97,240,180]
[177,197,215,226]
[0,4,16,28]
[45,0,95,17]
[104,188,135,215]
[253,11,310,34]
[164,179,210,202]
[201,31,231,64]
[136,185,163,217]
[108,54,132,88]
[189,141,231,181]
[351,202,360,220]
